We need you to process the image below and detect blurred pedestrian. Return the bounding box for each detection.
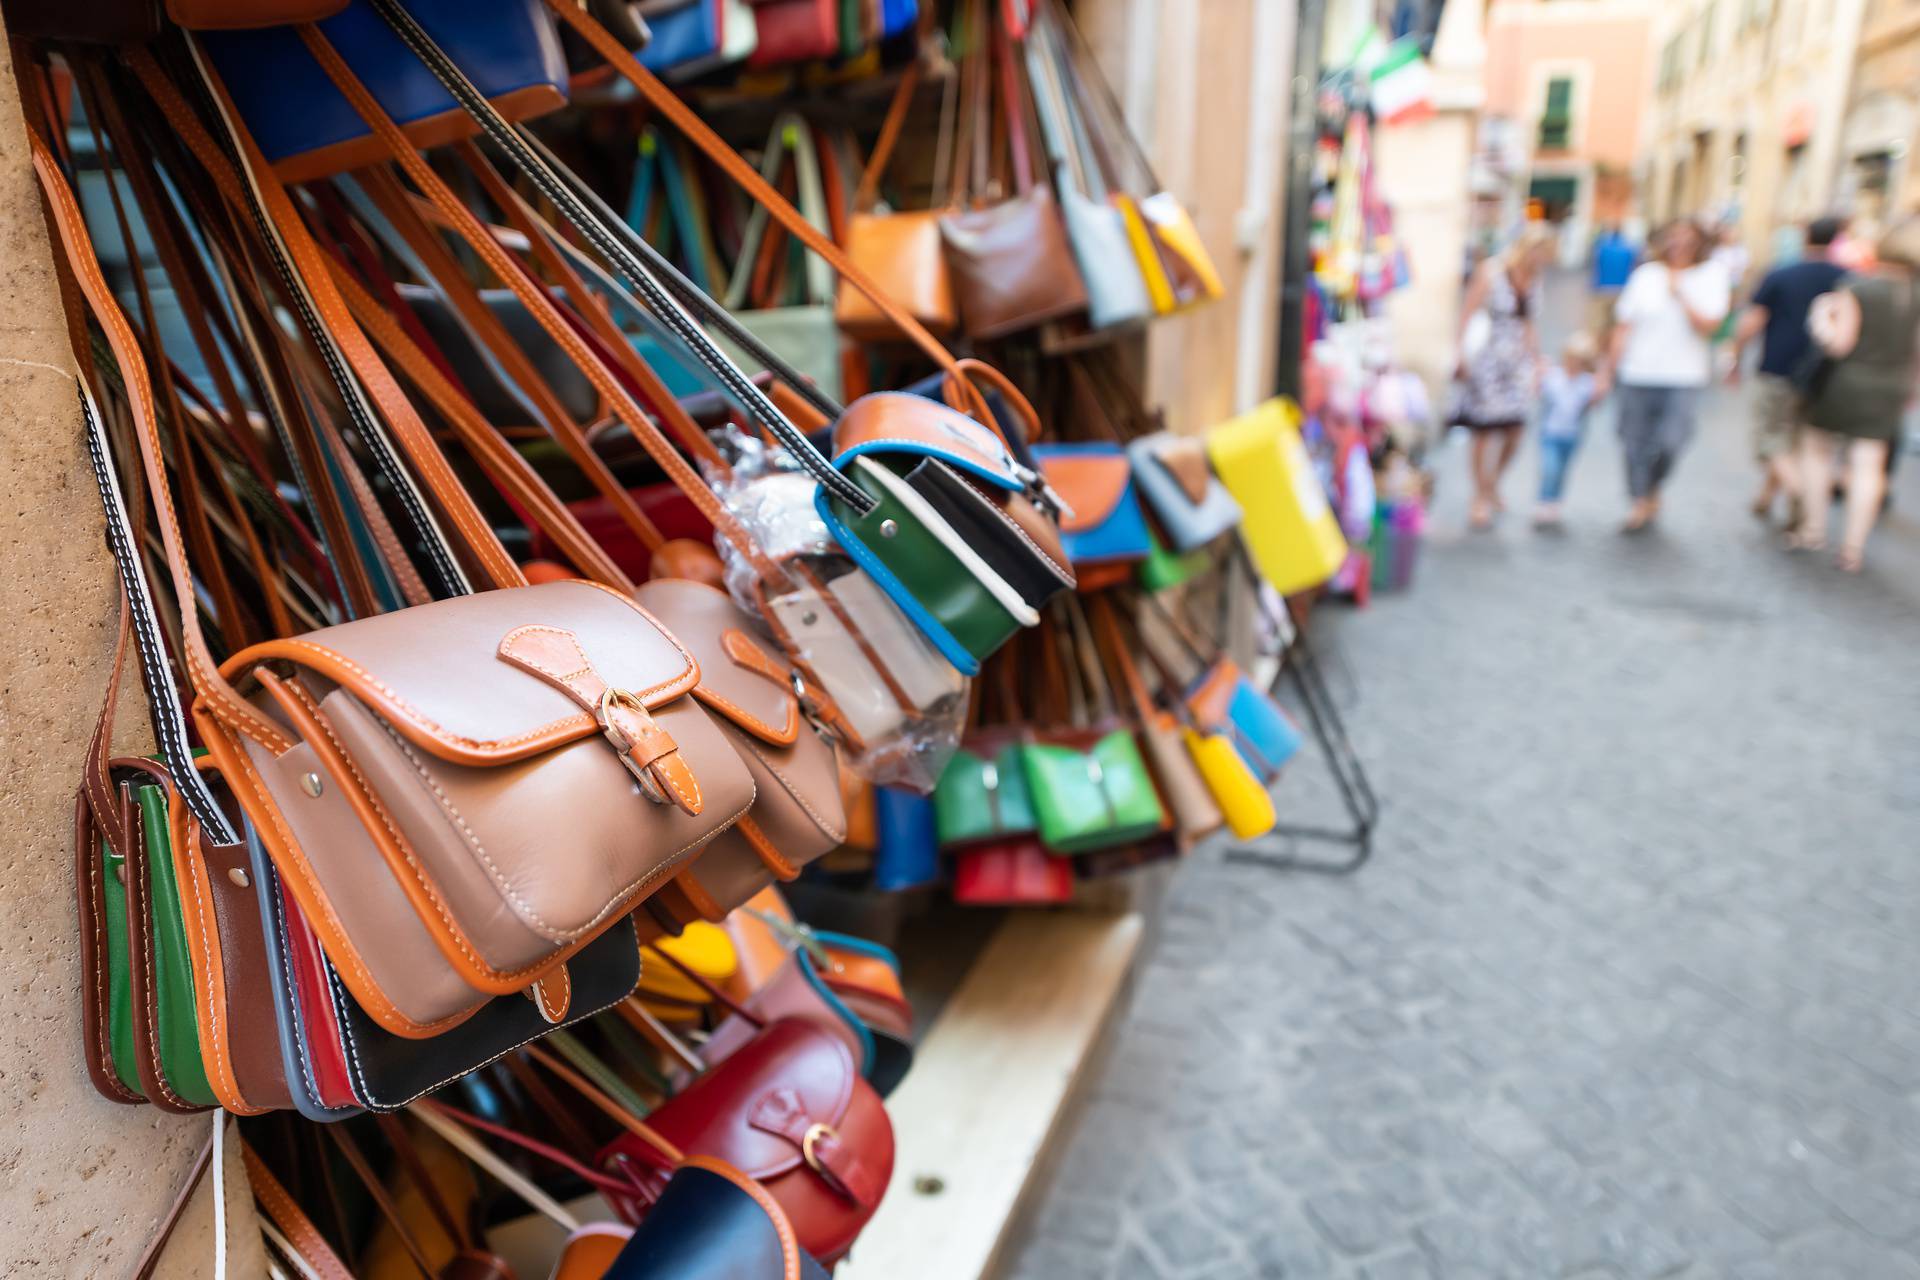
[1454,223,1556,530]
[1590,223,1638,338]
[1602,220,1731,533]
[1533,332,1601,529]
[1792,216,1920,572]
[1729,216,1847,527]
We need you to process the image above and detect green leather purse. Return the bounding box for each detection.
[1136,527,1210,593]
[933,739,1037,847]
[89,766,217,1110]
[1021,729,1166,854]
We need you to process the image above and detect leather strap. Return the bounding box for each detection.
[295,20,792,580]
[854,59,923,212]
[362,0,876,513]
[328,1126,440,1279]
[138,49,480,601]
[1088,595,1157,726]
[542,0,1034,435]
[243,1141,355,1280]
[130,1129,216,1280]
[522,1041,688,1166]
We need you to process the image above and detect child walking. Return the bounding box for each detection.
[1534,332,1600,528]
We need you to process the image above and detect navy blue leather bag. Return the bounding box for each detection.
[200,0,567,182]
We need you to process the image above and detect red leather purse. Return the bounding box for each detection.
[953,838,1075,905]
[598,1018,894,1263]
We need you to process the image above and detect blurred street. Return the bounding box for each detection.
[1003,282,1920,1278]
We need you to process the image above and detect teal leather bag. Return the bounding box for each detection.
[932,737,1037,848]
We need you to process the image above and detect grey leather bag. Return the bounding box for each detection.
[1127,430,1243,551]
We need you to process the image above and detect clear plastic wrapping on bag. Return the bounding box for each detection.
[708,430,965,792]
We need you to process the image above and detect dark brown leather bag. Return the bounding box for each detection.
[938,0,1085,339]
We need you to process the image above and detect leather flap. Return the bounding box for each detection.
[1034,446,1134,534]
[1185,659,1241,730]
[225,581,696,767]
[634,580,800,746]
[1150,437,1216,507]
[831,392,1021,491]
[648,1018,858,1181]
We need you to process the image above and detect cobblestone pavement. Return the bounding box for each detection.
[1003,341,1920,1275]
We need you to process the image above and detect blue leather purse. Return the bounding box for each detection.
[1188,658,1303,783]
[871,787,941,891]
[201,0,568,183]
[1032,442,1154,567]
[880,0,919,36]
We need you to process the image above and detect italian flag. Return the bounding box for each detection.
[1371,38,1434,126]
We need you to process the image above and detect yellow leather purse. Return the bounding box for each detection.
[638,921,740,1022]
[1182,728,1277,841]
[1207,399,1348,596]
[1115,193,1177,315]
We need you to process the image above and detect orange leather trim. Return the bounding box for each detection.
[1185,659,1240,729]
[170,789,270,1115]
[255,671,585,1014]
[680,1156,805,1280]
[271,84,566,184]
[737,815,801,881]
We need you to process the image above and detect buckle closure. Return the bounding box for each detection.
[597,687,669,805]
[802,1122,840,1177]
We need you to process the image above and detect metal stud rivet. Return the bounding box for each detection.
[113,863,126,884]
[801,610,818,627]
[300,772,324,798]
[227,867,250,889]
[879,519,899,538]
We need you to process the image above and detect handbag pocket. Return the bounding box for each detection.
[223,580,754,1037]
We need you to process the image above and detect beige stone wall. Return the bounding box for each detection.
[1070,0,1294,432]
[0,22,261,1277]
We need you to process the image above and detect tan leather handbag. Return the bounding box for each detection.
[937,0,1086,339]
[834,60,958,341]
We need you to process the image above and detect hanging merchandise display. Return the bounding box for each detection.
[7,0,1306,1271]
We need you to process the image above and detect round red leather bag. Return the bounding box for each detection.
[598,1018,894,1263]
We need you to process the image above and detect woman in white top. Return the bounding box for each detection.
[1602,220,1732,532]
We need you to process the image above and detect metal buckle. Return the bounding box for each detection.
[801,1122,840,1176]
[597,687,668,804]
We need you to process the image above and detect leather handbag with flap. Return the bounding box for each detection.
[932,732,1036,848]
[835,61,958,341]
[1127,430,1242,552]
[748,0,841,67]
[200,0,570,183]
[953,839,1074,905]
[1023,10,1150,330]
[1187,658,1304,784]
[600,1018,894,1264]
[1033,442,1153,569]
[1207,398,1349,595]
[641,0,759,77]
[937,0,1087,340]
[719,115,845,403]
[1088,598,1223,846]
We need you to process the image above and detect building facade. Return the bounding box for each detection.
[1640,0,1867,274]
[1481,0,1657,257]
[1840,0,1920,231]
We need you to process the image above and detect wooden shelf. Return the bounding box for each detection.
[840,910,1144,1280]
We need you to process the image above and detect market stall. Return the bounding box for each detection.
[0,0,1352,1273]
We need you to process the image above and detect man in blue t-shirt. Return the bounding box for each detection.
[1588,225,1638,338]
[1729,216,1848,525]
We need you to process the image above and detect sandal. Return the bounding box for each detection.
[1468,499,1493,531]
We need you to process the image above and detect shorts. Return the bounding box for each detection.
[1750,373,1804,462]
[1586,291,1620,341]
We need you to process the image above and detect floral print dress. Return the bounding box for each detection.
[1459,267,1534,429]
